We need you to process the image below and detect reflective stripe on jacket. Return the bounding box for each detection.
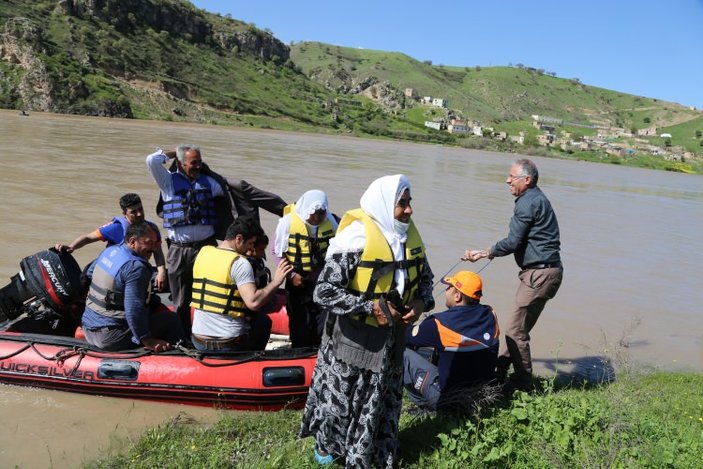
[337,208,425,327]
[284,204,336,272]
[191,245,249,318]
[162,172,217,228]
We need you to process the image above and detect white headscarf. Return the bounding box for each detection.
[327,174,412,295]
[273,189,337,256]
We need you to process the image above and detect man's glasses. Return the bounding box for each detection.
[507,174,526,181]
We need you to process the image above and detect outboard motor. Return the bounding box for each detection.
[0,249,83,322]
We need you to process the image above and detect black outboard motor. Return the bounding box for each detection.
[0,249,83,323]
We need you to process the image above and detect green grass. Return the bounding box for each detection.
[658,115,703,153]
[86,370,703,468]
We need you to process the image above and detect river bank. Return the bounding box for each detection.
[87,369,703,468]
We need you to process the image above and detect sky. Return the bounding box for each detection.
[191,0,703,109]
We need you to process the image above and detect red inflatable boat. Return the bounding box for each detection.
[0,249,316,410]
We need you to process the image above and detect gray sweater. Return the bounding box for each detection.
[491,186,561,268]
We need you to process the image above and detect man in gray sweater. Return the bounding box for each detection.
[463,158,562,391]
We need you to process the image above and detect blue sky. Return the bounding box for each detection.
[191,0,703,109]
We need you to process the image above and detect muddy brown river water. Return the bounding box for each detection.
[0,110,701,467]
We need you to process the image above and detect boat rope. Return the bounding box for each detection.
[432,258,493,301]
[432,259,464,289]
[0,342,31,360]
[174,342,266,367]
[5,338,312,369]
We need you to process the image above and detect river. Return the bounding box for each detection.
[0,110,701,467]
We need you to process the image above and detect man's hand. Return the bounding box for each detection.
[54,244,73,254]
[142,337,171,353]
[273,259,294,285]
[401,298,425,325]
[462,248,490,262]
[153,267,167,292]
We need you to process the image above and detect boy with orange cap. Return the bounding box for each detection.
[403,270,499,410]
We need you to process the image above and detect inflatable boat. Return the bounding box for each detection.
[0,249,316,410]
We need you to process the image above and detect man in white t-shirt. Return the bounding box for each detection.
[190,217,292,351]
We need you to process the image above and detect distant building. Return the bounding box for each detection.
[537,133,556,146]
[424,121,444,130]
[448,122,469,134]
[432,98,447,108]
[404,88,417,98]
[637,126,657,137]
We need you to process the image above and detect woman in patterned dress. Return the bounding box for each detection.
[299,174,435,467]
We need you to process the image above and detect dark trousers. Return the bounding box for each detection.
[166,239,216,337]
[403,348,442,411]
[286,281,325,348]
[498,266,563,379]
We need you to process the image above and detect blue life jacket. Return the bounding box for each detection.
[162,173,217,228]
[106,216,130,247]
[85,244,149,319]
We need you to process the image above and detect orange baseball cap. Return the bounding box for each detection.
[441,271,483,300]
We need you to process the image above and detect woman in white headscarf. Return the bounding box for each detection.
[273,190,338,347]
[299,175,435,468]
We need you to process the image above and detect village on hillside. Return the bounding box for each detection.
[412,88,699,162]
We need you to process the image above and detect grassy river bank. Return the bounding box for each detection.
[86,368,702,468]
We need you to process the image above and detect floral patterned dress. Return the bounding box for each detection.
[299,250,434,468]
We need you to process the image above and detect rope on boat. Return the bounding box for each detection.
[174,342,266,367]
[0,342,31,360]
[432,258,493,301]
[5,338,315,369]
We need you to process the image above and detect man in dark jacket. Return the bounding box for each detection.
[463,158,562,390]
[404,271,499,411]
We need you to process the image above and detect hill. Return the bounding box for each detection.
[1,1,702,171]
[290,42,703,158]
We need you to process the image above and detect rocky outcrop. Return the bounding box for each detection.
[360,80,405,112]
[55,0,289,62]
[0,18,55,111]
[214,29,289,63]
[57,0,212,43]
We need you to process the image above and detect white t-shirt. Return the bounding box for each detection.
[191,256,255,338]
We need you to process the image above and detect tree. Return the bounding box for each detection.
[643,117,651,124]
[695,130,701,138]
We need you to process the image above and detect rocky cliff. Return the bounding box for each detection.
[0,0,291,116]
[0,17,55,111]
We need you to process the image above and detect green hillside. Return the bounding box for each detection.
[290,41,702,155]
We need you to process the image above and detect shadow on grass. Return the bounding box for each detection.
[534,354,617,389]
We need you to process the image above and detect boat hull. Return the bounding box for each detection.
[0,331,317,410]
